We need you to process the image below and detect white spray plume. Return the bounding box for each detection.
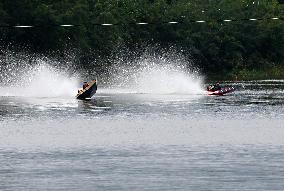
[101,54,204,95]
[0,59,79,98]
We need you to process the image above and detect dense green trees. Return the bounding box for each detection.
[0,0,284,79]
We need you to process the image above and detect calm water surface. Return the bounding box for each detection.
[1,80,284,190]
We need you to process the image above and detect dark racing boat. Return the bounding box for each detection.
[76,80,97,100]
[207,86,236,96]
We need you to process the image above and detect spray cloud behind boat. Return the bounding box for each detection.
[97,46,204,95]
[0,46,204,97]
[0,49,79,97]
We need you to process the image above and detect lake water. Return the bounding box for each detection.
[0,80,284,190]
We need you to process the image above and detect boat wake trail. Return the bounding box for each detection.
[132,65,203,94]
[100,54,204,95]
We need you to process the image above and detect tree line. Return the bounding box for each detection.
[0,0,284,79]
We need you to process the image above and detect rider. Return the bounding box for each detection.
[77,82,89,94]
[83,81,89,89]
[213,83,221,91]
[208,82,222,91]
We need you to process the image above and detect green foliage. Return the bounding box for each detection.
[1,0,284,79]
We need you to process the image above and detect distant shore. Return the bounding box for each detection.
[207,65,284,81]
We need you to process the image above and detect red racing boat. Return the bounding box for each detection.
[207,86,236,96]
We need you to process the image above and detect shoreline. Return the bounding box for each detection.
[206,66,284,81]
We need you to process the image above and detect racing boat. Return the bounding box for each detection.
[76,80,97,100]
[207,86,236,96]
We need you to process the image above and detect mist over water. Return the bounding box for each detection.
[1,117,284,150]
